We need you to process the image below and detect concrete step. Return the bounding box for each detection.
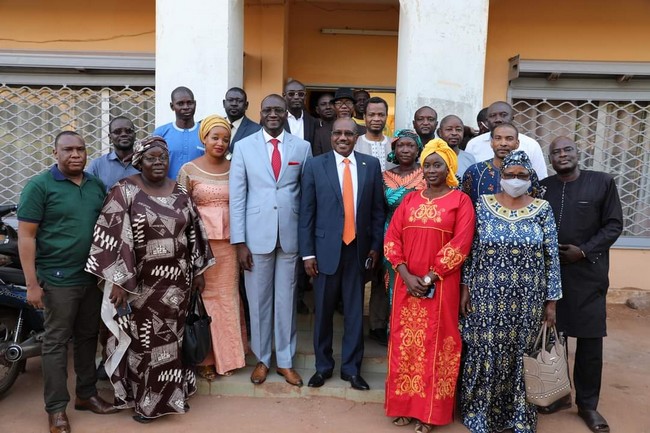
[196,367,385,404]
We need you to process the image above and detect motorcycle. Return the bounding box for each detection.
[0,204,44,396]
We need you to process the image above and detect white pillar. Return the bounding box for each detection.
[395,0,489,130]
[155,0,244,126]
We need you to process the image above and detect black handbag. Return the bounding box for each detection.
[183,290,212,365]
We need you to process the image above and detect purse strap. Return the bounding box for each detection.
[194,291,208,316]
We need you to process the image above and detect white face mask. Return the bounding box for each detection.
[500,178,531,197]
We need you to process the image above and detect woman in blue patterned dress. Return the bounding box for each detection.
[381,130,426,313]
[459,151,562,433]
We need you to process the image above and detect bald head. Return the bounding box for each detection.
[486,101,513,131]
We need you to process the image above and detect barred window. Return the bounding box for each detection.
[512,98,650,245]
[0,84,155,203]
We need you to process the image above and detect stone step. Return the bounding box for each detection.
[196,367,385,404]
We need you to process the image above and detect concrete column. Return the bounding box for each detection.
[155,0,244,125]
[394,0,489,130]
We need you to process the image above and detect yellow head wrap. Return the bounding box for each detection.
[198,114,231,144]
[420,138,459,187]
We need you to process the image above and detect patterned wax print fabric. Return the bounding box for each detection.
[461,159,501,205]
[86,177,214,419]
[381,168,426,317]
[460,195,562,433]
[384,189,475,425]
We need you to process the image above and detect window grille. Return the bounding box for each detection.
[0,84,155,203]
[512,98,650,243]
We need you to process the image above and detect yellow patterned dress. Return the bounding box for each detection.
[384,189,475,425]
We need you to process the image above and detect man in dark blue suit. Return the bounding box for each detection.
[223,87,261,151]
[299,118,385,390]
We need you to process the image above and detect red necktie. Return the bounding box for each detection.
[270,138,281,181]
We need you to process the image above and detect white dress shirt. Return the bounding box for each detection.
[230,116,243,138]
[465,132,548,179]
[262,129,286,161]
[287,111,305,140]
[333,150,358,218]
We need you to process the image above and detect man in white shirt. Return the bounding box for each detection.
[354,96,395,172]
[352,96,393,346]
[282,79,316,146]
[465,101,548,179]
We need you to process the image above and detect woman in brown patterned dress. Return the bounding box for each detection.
[86,136,214,423]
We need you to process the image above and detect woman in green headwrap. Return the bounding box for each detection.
[177,115,246,381]
[381,130,427,324]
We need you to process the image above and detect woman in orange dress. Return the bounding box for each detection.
[384,139,476,433]
[178,115,246,379]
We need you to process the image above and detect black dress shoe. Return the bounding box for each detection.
[340,373,370,390]
[297,299,310,315]
[308,371,332,388]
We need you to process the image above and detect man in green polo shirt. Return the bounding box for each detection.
[17,131,117,433]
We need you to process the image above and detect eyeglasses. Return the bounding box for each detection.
[142,155,169,163]
[331,130,356,138]
[550,146,576,156]
[501,173,531,180]
[111,128,134,135]
[334,100,354,108]
[261,107,286,115]
[285,91,305,98]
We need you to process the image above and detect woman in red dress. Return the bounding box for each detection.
[384,139,475,433]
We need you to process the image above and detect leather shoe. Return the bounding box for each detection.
[250,362,269,384]
[74,395,118,414]
[48,411,70,433]
[341,373,370,390]
[307,371,332,388]
[276,367,303,387]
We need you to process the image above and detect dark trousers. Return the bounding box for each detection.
[41,283,102,413]
[571,337,603,410]
[368,264,387,330]
[313,241,364,377]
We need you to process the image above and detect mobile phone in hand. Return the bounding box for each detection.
[116,302,132,317]
[364,257,373,270]
[425,282,436,298]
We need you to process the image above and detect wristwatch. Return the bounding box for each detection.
[423,275,432,285]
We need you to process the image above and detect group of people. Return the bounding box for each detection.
[16,80,623,433]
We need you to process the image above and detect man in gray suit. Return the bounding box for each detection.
[230,94,312,387]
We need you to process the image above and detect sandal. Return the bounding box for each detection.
[132,414,154,424]
[414,422,434,433]
[220,370,235,377]
[392,417,413,427]
[578,409,610,433]
[538,395,572,415]
[196,365,218,381]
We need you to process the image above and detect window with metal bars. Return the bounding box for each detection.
[0,84,155,203]
[512,98,650,245]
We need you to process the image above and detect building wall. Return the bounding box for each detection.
[0,0,155,52]
[483,0,650,104]
[1,0,648,293]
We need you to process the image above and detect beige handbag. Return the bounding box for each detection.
[523,323,571,406]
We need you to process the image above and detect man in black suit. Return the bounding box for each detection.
[299,118,385,391]
[223,87,261,151]
[312,88,367,156]
[283,79,317,146]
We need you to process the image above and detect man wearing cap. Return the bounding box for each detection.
[312,88,366,155]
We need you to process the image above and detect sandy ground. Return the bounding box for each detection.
[1,304,648,433]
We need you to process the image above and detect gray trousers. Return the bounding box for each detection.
[41,282,102,413]
[244,248,298,368]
